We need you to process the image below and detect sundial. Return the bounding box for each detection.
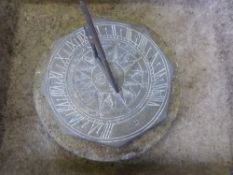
[42,0,173,147]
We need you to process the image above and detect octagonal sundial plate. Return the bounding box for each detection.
[43,20,173,147]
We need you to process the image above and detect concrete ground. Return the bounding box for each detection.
[0,0,233,174]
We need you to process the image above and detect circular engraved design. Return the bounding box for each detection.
[45,21,172,146]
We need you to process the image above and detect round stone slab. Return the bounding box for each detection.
[34,21,178,161]
[42,21,173,147]
[42,21,172,146]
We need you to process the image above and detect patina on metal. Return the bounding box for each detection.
[43,0,173,147]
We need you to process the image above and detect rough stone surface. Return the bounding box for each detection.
[0,0,233,174]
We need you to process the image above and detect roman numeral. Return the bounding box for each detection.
[104,27,108,36]
[77,120,114,139]
[77,30,87,46]
[65,36,81,51]
[151,83,168,91]
[145,47,152,58]
[112,25,117,36]
[88,121,103,135]
[49,85,66,97]
[55,98,73,113]
[126,28,132,40]
[149,51,159,65]
[68,115,85,127]
[147,93,166,107]
[63,110,76,117]
[153,67,166,79]
[147,96,165,107]
[54,53,70,67]
[49,71,63,79]
[148,82,168,107]
[101,123,114,139]
[138,36,147,52]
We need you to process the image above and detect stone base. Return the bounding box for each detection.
[33,36,180,161]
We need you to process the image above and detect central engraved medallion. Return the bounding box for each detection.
[45,21,172,146]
